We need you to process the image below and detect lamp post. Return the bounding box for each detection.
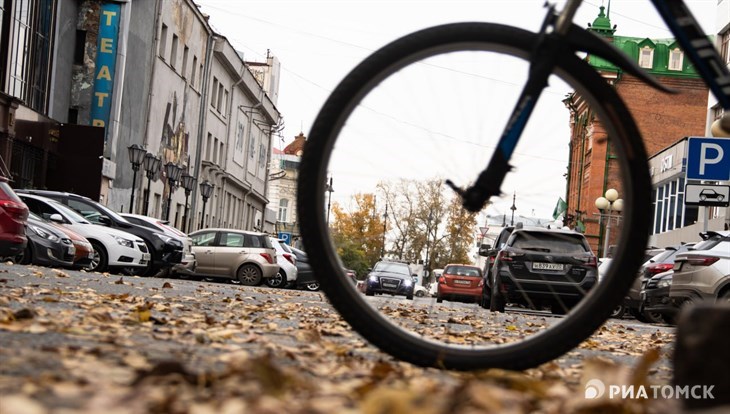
[180,172,197,233]
[127,144,146,213]
[164,162,183,221]
[142,153,161,216]
[510,191,517,226]
[199,180,214,229]
[381,203,388,258]
[595,188,623,257]
[325,176,334,225]
[424,211,434,281]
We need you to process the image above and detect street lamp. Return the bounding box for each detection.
[127,144,146,213]
[424,211,434,281]
[199,180,214,229]
[164,162,183,221]
[142,152,161,216]
[595,189,623,257]
[381,203,388,257]
[325,176,334,225]
[180,172,197,233]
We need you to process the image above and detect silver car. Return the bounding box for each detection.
[188,228,278,286]
[670,231,730,307]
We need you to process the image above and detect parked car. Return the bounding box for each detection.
[289,246,320,291]
[266,237,298,288]
[639,270,676,324]
[478,224,520,281]
[120,213,196,277]
[436,264,483,304]
[486,227,598,314]
[670,231,730,308]
[16,212,76,268]
[15,190,183,276]
[0,177,28,258]
[363,260,415,300]
[597,258,625,318]
[18,193,151,273]
[48,219,94,269]
[627,243,695,323]
[413,284,429,297]
[188,228,278,285]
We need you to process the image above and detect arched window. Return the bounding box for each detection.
[278,199,289,222]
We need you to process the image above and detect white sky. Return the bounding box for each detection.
[195,0,718,221]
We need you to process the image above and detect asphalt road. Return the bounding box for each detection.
[0,262,678,413]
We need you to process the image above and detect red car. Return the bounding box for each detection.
[0,177,28,258]
[436,264,483,304]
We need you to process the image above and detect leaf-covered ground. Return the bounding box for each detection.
[0,263,682,413]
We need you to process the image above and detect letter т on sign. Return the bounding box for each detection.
[89,2,121,145]
[686,137,730,181]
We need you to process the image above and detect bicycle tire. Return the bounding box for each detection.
[298,22,651,371]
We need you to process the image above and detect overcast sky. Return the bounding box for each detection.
[194,0,718,222]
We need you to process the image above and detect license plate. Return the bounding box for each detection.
[454,280,471,285]
[532,262,564,271]
[382,282,398,289]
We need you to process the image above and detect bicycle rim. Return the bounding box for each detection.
[298,22,651,371]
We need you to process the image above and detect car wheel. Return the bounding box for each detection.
[415,290,425,297]
[265,272,286,288]
[641,310,664,324]
[610,304,625,319]
[88,242,108,272]
[304,282,320,291]
[14,244,32,265]
[365,287,374,296]
[436,295,443,303]
[489,273,505,312]
[661,314,677,325]
[406,294,414,300]
[236,264,262,286]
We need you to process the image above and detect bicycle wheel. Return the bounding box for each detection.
[298,22,651,371]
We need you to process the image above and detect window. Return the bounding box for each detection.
[159,24,167,59]
[221,232,244,247]
[192,231,217,247]
[182,45,189,78]
[721,30,730,65]
[639,47,653,68]
[669,48,683,71]
[213,137,219,164]
[217,83,224,112]
[206,133,212,161]
[219,141,224,165]
[191,56,198,86]
[223,90,229,115]
[211,77,219,107]
[74,30,86,65]
[278,199,289,222]
[170,34,178,69]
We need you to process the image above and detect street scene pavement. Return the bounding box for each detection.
[0,262,681,414]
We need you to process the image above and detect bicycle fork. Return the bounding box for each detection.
[447,0,584,212]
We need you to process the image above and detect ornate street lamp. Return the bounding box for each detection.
[325,176,334,225]
[127,144,146,213]
[595,189,623,257]
[424,211,434,280]
[199,180,215,229]
[164,162,183,221]
[381,203,388,258]
[142,153,161,216]
[180,172,197,233]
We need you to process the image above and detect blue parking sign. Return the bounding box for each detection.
[278,232,292,245]
[687,137,730,181]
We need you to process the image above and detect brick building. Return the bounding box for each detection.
[564,6,708,255]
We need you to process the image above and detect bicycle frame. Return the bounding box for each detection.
[453,0,730,213]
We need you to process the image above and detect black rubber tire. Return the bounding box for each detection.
[415,290,426,297]
[406,294,414,300]
[490,291,506,313]
[610,304,626,319]
[436,295,443,303]
[641,310,665,324]
[297,22,650,371]
[304,282,320,291]
[265,272,286,288]
[236,264,262,286]
[88,241,108,273]
[15,244,33,265]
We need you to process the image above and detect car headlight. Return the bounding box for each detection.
[403,279,412,287]
[154,232,183,247]
[657,278,672,289]
[114,236,134,248]
[368,275,378,282]
[29,225,59,242]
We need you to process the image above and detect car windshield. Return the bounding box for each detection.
[510,232,586,253]
[444,265,481,277]
[93,202,130,224]
[372,262,411,276]
[51,201,91,224]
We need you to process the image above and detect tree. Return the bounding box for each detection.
[330,193,383,273]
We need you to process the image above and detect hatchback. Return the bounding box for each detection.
[189,228,278,285]
[436,264,482,303]
[0,177,28,258]
[16,212,76,268]
[488,228,597,314]
[266,237,298,288]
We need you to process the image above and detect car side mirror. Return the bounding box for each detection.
[478,243,492,256]
[98,216,112,226]
[48,213,64,223]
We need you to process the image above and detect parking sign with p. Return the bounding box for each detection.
[686,137,730,181]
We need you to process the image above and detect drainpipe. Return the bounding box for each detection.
[189,32,217,231]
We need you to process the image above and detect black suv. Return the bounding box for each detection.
[478,223,520,307]
[16,190,183,276]
[487,227,598,314]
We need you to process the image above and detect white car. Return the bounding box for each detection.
[267,237,298,288]
[18,194,150,273]
[120,214,196,277]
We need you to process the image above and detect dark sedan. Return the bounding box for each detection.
[364,261,415,300]
[16,212,76,268]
